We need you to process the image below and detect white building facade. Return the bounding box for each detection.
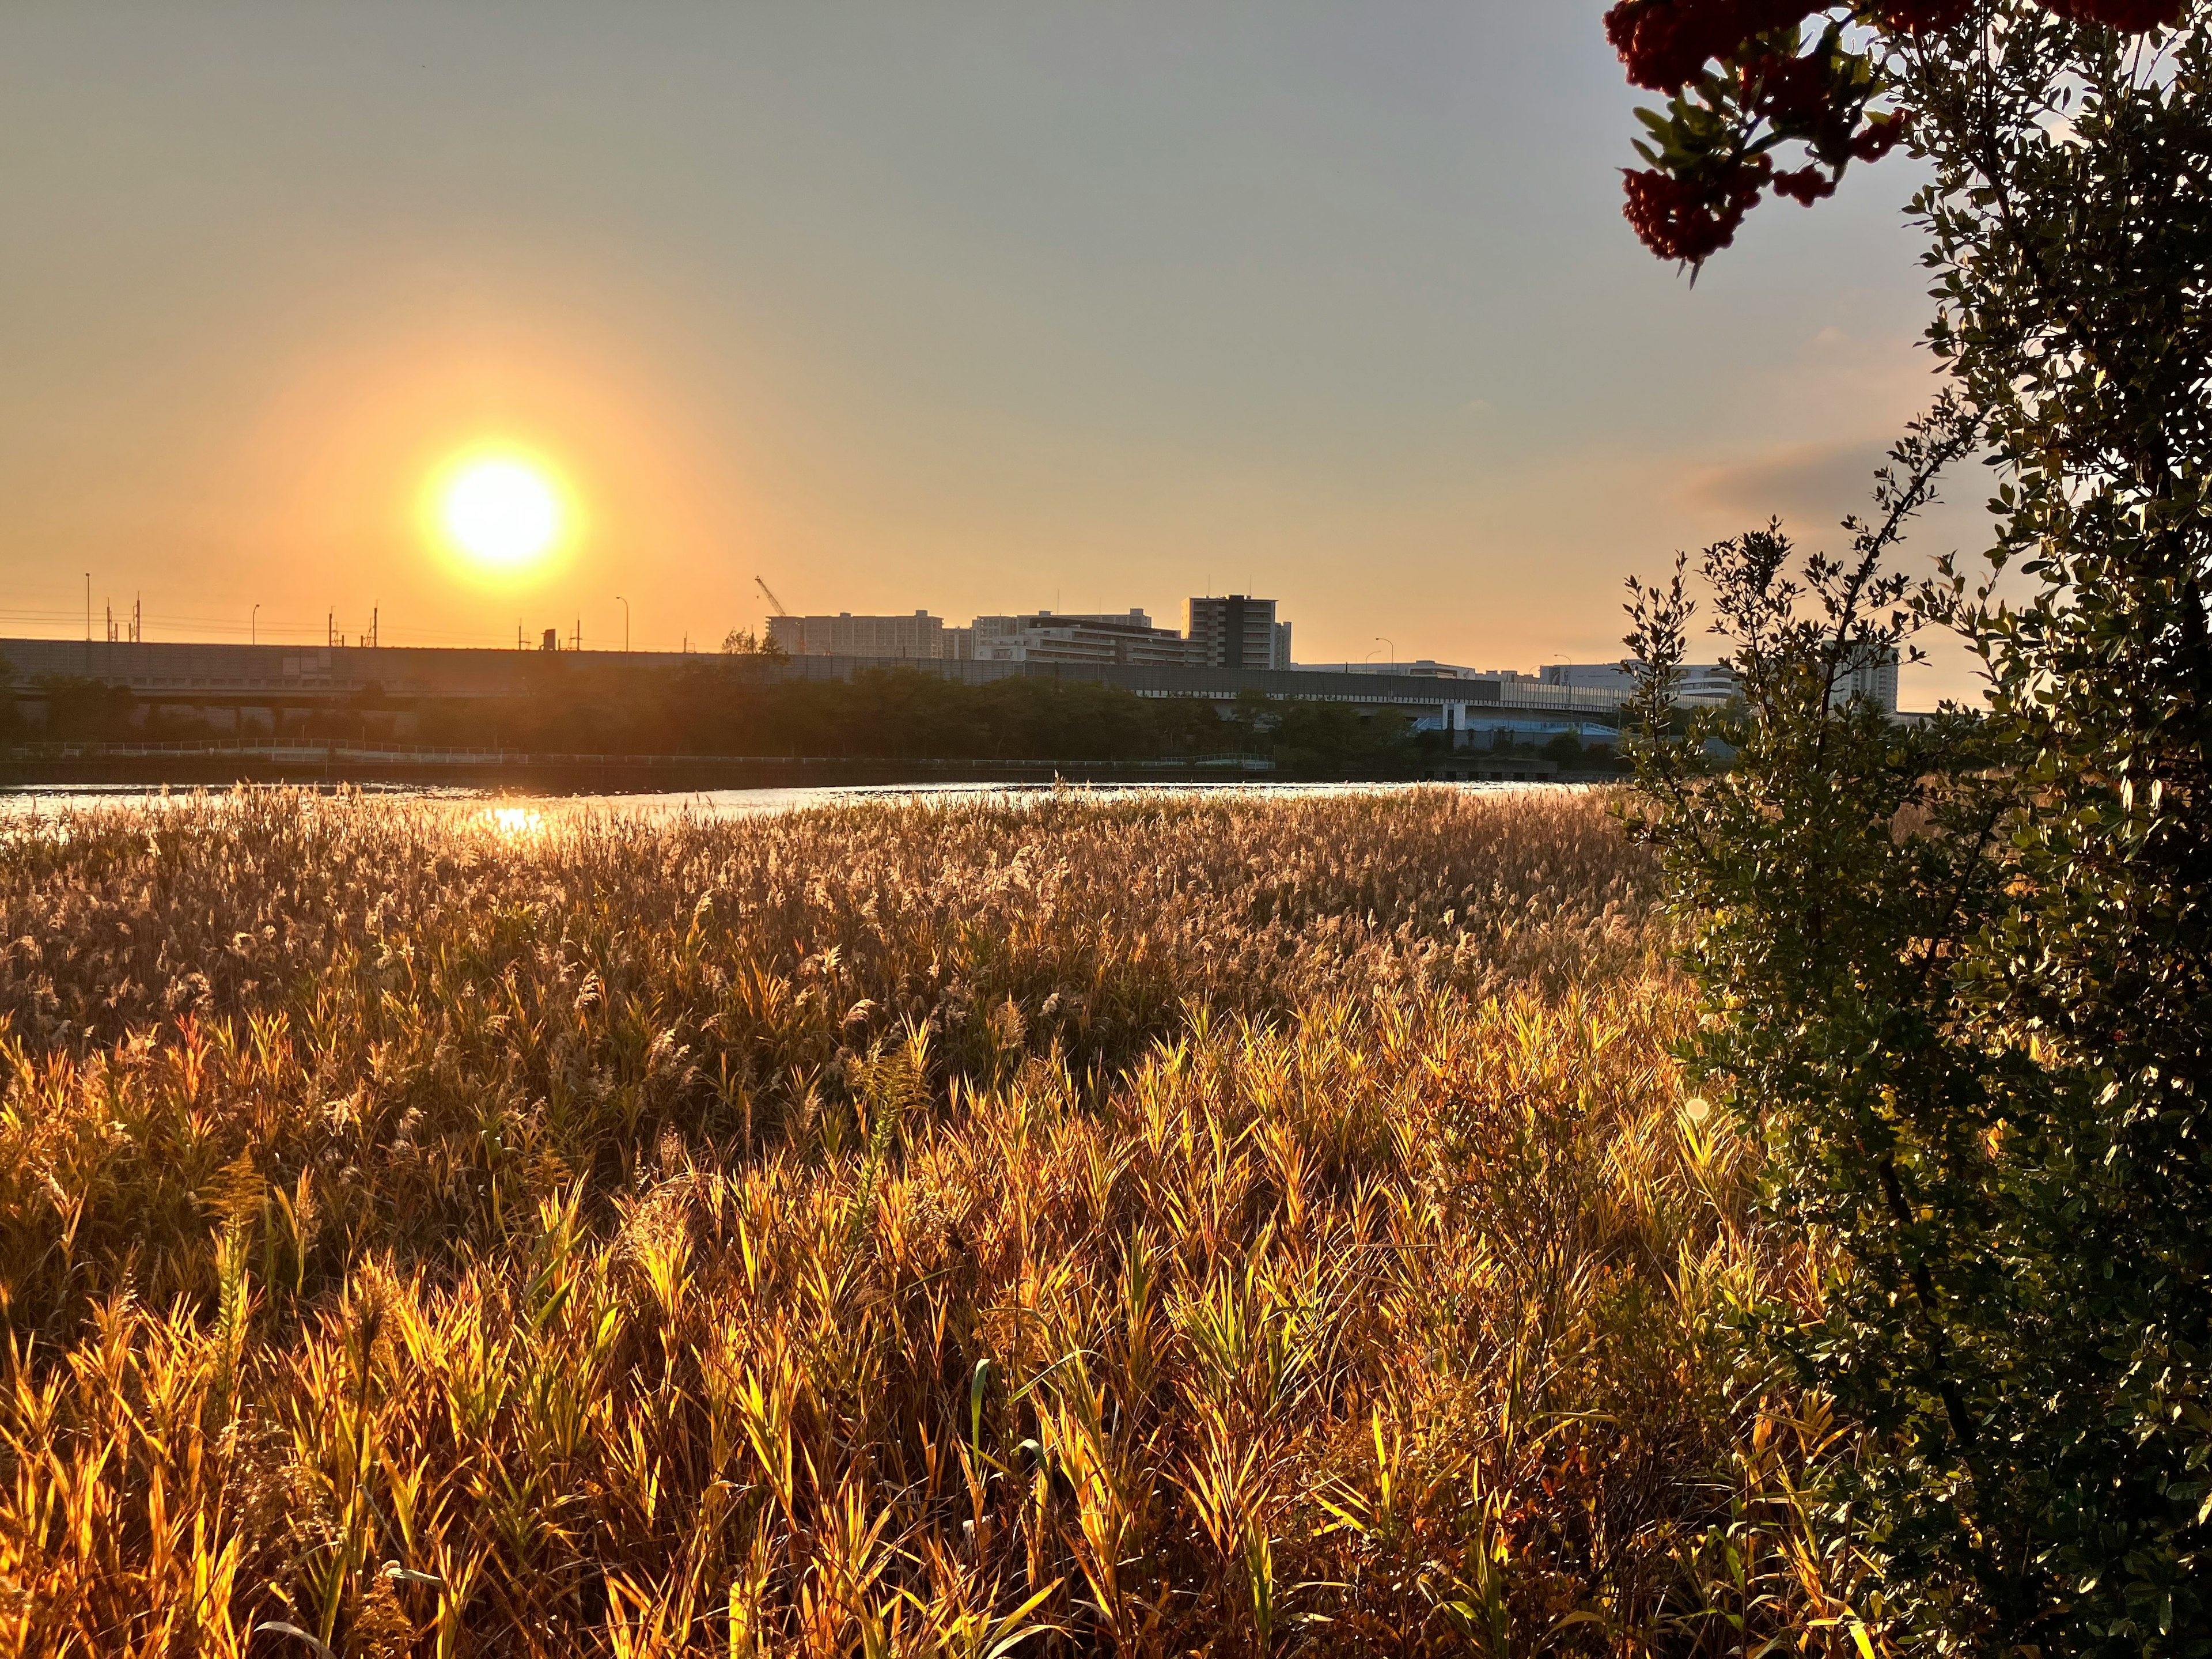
[948,611,1203,666]
[766,612,950,659]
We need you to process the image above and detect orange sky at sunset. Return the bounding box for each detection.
[1,3,1995,700]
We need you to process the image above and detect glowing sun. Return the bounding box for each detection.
[438,456,563,568]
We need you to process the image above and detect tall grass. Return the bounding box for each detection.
[0,789,1873,1655]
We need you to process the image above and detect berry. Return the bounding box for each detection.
[1773,164,1840,202]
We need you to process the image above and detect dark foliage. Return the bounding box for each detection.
[1620,6,2212,1650]
[1605,0,2172,263]
[415,664,1425,779]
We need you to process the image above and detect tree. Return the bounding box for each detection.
[720,626,787,659]
[1612,3,2211,1650]
[34,675,139,742]
[1605,0,2183,264]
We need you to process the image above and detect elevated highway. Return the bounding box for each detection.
[0,638,1634,738]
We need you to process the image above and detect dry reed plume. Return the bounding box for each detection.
[0,789,1875,1656]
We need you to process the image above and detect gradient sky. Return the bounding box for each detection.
[1,2,1990,699]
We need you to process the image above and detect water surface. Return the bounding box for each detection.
[0,778,1547,824]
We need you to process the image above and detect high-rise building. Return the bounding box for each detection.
[1187,596,1288,670]
[1834,646,1900,713]
[766,611,948,659]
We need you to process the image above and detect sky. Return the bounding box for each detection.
[0,2,1991,700]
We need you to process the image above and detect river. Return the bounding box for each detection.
[0,778,1551,823]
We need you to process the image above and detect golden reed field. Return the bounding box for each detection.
[0,789,1870,1657]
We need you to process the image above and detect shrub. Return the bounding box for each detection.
[1614,6,2212,1647]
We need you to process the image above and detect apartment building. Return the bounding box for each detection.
[1186,596,1290,671]
[765,611,949,660]
[950,610,1202,666]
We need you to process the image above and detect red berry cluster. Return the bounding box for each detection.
[1623,156,1775,262]
[1605,0,1826,91]
[1610,0,2186,262]
[1609,0,2176,87]
[1618,134,1907,260]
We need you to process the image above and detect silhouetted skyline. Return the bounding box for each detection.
[1,2,1983,696]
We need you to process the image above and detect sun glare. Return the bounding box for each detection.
[438,456,563,569]
[482,805,545,838]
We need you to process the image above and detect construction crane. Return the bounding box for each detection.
[753,576,791,619]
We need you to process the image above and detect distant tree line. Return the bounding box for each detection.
[5,660,1475,779]
[416,662,1430,779]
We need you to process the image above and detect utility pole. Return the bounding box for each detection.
[371,607,378,649]
[616,594,630,653]
[85,574,91,642]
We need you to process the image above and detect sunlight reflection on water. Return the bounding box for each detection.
[0,778,1559,825]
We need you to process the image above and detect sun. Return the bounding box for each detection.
[437,455,565,569]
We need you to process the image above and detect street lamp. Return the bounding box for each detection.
[616,594,630,654]
[252,604,260,646]
[1376,636,1395,668]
